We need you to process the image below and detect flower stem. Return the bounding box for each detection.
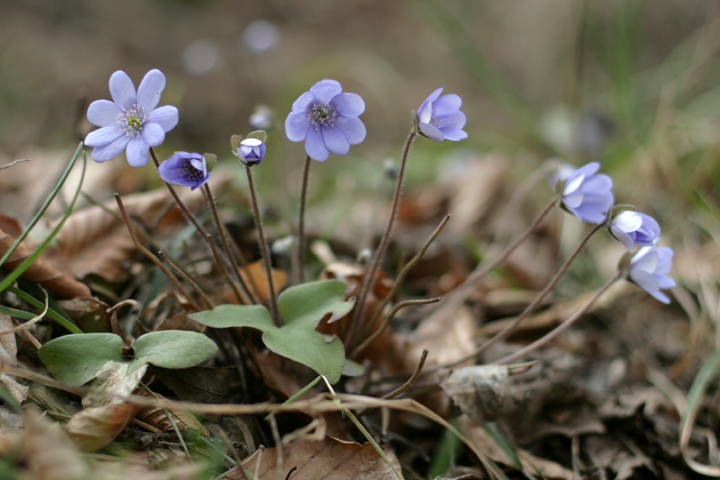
[347,131,416,350]
[296,154,312,284]
[203,184,258,304]
[435,222,604,371]
[492,271,621,365]
[158,251,213,310]
[245,166,281,326]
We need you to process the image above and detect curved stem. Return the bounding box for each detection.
[297,155,312,284]
[348,131,416,350]
[158,251,213,310]
[245,166,280,326]
[493,272,621,365]
[436,222,604,371]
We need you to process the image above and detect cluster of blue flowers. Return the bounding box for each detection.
[553,162,676,304]
[84,69,674,304]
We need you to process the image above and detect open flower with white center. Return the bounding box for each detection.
[157,152,211,190]
[416,88,467,142]
[560,162,614,224]
[237,138,266,166]
[284,79,366,162]
[629,246,676,304]
[609,211,661,250]
[85,70,179,167]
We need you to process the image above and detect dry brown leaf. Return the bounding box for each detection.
[64,402,138,452]
[459,415,573,480]
[241,260,288,304]
[56,297,110,333]
[230,437,402,480]
[0,226,90,298]
[44,188,204,282]
[135,392,209,436]
[23,407,91,479]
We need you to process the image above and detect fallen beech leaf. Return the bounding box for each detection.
[64,402,138,452]
[230,437,402,480]
[0,226,90,298]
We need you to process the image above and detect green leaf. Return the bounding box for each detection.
[190,280,354,384]
[189,304,274,331]
[128,330,219,374]
[38,333,123,387]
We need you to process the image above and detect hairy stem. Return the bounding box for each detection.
[296,155,312,284]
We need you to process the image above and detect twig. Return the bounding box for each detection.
[0,362,83,396]
[348,131,416,349]
[115,194,200,311]
[245,166,280,326]
[158,251,213,310]
[0,158,30,171]
[351,297,440,358]
[384,349,428,400]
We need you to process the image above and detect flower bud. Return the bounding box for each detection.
[237,138,266,166]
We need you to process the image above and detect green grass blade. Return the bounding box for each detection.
[679,349,720,449]
[0,142,83,269]
[6,285,81,334]
[0,306,37,320]
[0,149,87,294]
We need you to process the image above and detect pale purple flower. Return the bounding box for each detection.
[85,70,178,167]
[561,162,614,224]
[416,88,467,142]
[629,246,676,304]
[609,211,661,250]
[157,152,210,190]
[237,138,266,166]
[284,79,366,162]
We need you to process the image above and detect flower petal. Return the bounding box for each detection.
[125,137,150,167]
[91,136,130,163]
[141,122,166,147]
[335,116,366,145]
[136,69,166,112]
[438,128,468,141]
[630,269,660,293]
[309,79,342,103]
[612,211,643,232]
[417,88,443,119]
[654,247,674,274]
[656,275,676,290]
[87,100,123,127]
[649,291,671,304]
[632,248,659,273]
[331,93,365,117]
[610,225,635,250]
[438,111,466,130]
[322,126,350,156]
[304,127,330,161]
[563,172,586,196]
[285,112,310,142]
[581,174,613,195]
[571,162,600,179]
[418,122,444,142]
[571,204,607,224]
[148,106,179,132]
[291,91,316,113]
[85,126,123,148]
[109,71,136,111]
[432,94,462,117]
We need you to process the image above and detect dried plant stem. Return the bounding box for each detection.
[227,234,263,304]
[203,184,257,304]
[351,297,440,358]
[361,215,451,339]
[116,194,200,311]
[158,251,213,310]
[296,154,312,284]
[493,272,621,365]
[383,349,428,400]
[436,222,604,371]
[207,234,245,305]
[348,131,416,348]
[246,166,280,326]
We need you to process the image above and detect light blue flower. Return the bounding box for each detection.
[416,88,467,142]
[85,70,178,167]
[285,79,366,162]
[629,246,676,304]
[561,162,614,224]
[237,138,266,166]
[157,152,210,191]
[609,211,661,250]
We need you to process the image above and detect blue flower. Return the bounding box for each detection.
[416,88,467,142]
[609,211,661,250]
[85,70,178,167]
[237,138,266,166]
[157,152,210,190]
[629,246,676,304]
[284,79,366,162]
[560,162,614,224]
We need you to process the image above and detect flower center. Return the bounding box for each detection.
[117,105,147,137]
[430,114,443,128]
[179,160,204,180]
[307,102,338,130]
